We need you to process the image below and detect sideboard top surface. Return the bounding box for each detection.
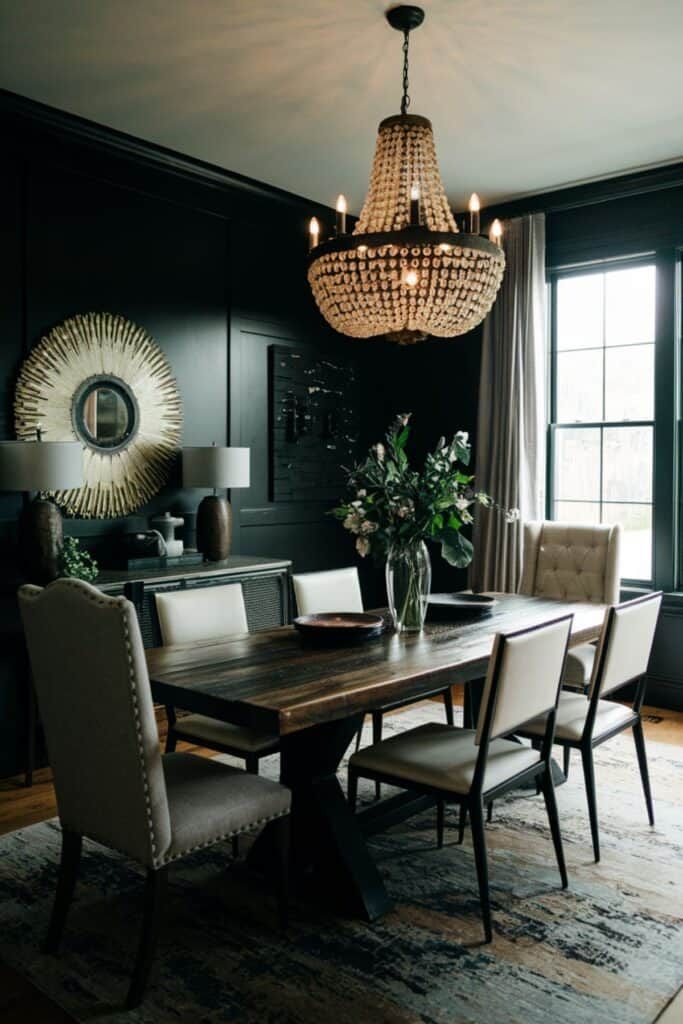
[96,555,292,588]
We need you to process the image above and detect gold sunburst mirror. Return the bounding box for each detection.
[15,312,182,518]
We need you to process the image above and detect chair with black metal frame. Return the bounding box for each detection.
[292,567,455,799]
[517,591,662,862]
[19,578,291,1009]
[348,613,574,942]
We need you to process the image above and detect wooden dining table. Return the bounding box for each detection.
[146,593,606,922]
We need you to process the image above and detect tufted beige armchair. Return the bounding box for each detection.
[518,521,621,690]
[19,579,291,1009]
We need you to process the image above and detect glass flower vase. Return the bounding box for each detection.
[385,540,432,633]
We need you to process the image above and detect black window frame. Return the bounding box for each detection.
[547,249,681,593]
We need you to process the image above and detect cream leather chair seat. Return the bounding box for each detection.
[350,722,540,795]
[522,692,634,743]
[519,521,621,691]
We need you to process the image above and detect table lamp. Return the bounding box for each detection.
[182,446,250,561]
[0,435,84,583]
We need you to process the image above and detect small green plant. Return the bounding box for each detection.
[59,536,99,583]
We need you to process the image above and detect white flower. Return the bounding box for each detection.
[397,413,411,426]
[475,491,492,507]
[361,520,377,534]
[374,443,385,462]
[437,436,446,450]
[351,500,364,510]
[343,513,362,534]
[455,496,471,512]
[505,508,521,523]
[455,430,469,444]
[357,489,367,498]
[356,536,370,557]
[461,510,473,525]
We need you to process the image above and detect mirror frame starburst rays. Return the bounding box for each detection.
[15,312,182,518]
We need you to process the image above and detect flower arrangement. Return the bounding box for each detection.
[59,536,99,583]
[331,413,518,568]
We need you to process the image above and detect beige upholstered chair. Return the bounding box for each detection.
[156,584,280,776]
[518,592,662,862]
[349,614,573,942]
[292,567,455,791]
[19,579,291,1009]
[519,521,621,691]
[292,567,364,615]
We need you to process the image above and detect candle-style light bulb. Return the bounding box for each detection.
[335,194,347,235]
[489,218,503,245]
[309,216,320,251]
[469,192,481,234]
[409,183,420,226]
[404,269,419,288]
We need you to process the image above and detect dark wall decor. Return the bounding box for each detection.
[0,89,371,778]
[269,344,359,503]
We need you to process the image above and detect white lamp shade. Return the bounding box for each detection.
[182,446,250,489]
[0,441,84,492]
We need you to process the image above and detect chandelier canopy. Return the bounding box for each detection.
[307,5,505,345]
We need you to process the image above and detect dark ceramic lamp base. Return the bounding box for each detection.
[19,497,63,584]
[196,494,232,562]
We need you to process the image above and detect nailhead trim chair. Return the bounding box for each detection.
[519,521,621,692]
[19,579,291,1009]
[517,591,662,862]
[292,567,455,797]
[348,614,574,942]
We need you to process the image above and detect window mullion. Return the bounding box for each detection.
[653,249,678,591]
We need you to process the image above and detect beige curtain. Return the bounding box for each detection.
[471,213,546,593]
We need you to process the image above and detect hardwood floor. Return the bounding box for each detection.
[0,697,681,1024]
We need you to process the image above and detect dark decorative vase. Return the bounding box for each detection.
[196,495,232,562]
[19,498,63,584]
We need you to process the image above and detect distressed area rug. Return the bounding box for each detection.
[0,704,681,1024]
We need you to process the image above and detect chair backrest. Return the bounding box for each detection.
[292,567,363,616]
[589,592,662,701]
[476,614,573,746]
[518,521,621,604]
[155,583,248,646]
[19,579,171,869]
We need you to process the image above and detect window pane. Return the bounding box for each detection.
[602,503,652,580]
[605,344,654,421]
[554,501,601,525]
[554,428,600,500]
[556,274,603,350]
[605,265,655,346]
[556,350,603,422]
[602,426,653,502]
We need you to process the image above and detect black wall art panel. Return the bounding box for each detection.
[269,344,359,503]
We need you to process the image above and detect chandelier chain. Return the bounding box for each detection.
[401,30,410,115]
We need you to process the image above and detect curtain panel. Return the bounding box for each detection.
[471,212,546,593]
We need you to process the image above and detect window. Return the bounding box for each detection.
[549,262,656,582]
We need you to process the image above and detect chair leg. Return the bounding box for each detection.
[531,739,542,795]
[246,755,259,775]
[165,730,177,754]
[372,711,383,800]
[469,800,492,943]
[563,746,571,779]
[581,746,601,863]
[126,867,168,1010]
[443,687,455,726]
[348,770,358,813]
[486,802,493,823]
[44,829,82,954]
[541,769,568,888]
[271,814,290,929]
[436,799,445,848]
[632,720,655,826]
[457,804,467,844]
[355,716,365,753]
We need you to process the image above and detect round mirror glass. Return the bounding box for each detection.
[72,377,138,452]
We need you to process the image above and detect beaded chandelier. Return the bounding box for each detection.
[307,5,505,345]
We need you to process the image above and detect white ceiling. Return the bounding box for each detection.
[1,0,682,214]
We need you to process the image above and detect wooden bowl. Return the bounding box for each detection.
[293,612,385,646]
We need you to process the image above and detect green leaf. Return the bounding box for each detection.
[395,425,410,450]
[446,513,462,531]
[438,528,474,568]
